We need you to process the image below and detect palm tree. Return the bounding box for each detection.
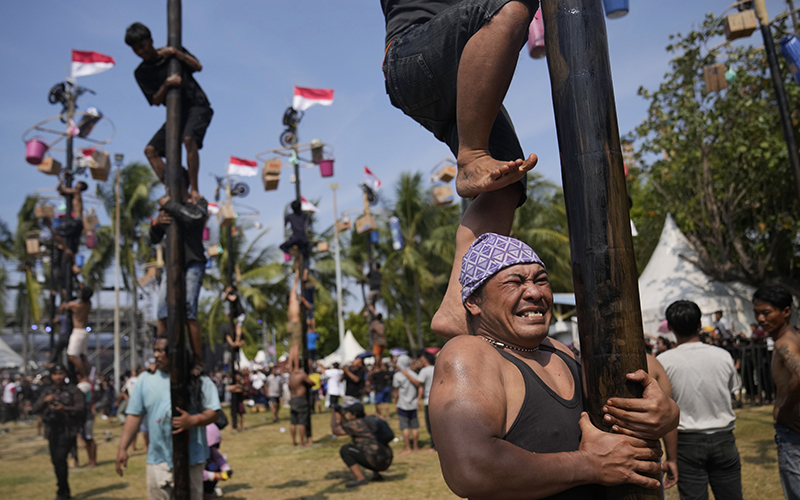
[12,196,45,374]
[201,226,287,358]
[87,162,160,367]
[0,218,15,326]
[383,172,446,352]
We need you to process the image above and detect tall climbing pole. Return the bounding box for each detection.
[542,1,658,499]
[290,133,313,438]
[165,0,190,497]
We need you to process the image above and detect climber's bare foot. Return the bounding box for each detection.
[456,152,537,199]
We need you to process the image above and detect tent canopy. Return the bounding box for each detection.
[320,330,366,367]
[638,214,756,336]
[0,336,23,369]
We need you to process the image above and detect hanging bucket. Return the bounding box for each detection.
[527,8,545,59]
[781,35,800,85]
[602,0,628,19]
[26,137,49,165]
[319,159,334,178]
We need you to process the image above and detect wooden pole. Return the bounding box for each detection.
[541,0,658,498]
[166,0,190,497]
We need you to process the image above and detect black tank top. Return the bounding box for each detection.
[496,345,600,500]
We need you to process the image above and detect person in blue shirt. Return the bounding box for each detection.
[115,336,221,500]
[307,318,320,368]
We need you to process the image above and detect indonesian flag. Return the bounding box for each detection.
[71,50,115,78]
[292,86,334,112]
[364,166,382,192]
[207,203,219,215]
[227,156,258,177]
[300,196,318,213]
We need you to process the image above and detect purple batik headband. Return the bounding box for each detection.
[459,233,545,304]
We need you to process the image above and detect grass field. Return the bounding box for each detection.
[0,404,784,500]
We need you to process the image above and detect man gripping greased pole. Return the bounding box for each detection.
[125,22,213,201]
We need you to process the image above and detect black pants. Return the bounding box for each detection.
[230,392,243,429]
[677,430,743,500]
[48,428,75,499]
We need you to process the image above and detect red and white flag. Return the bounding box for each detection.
[227,156,258,177]
[364,166,381,192]
[71,50,115,78]
[300,196,318,213]
[207,203,219,215]
[292,86,334,112]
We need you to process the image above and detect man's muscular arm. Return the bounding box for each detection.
[432,337,662,500]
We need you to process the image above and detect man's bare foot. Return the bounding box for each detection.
[427,448,437,453]
[398,448,412,455]
[301,442,311,448]
[86,462,97,468]
[456,153,536,199]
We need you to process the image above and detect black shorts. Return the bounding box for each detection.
[290,397,309,426]
[148,105,213,156]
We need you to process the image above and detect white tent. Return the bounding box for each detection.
[238,349,252,371]
[638,214,756,336]
[320,330,367,367]
[0,336,23,369]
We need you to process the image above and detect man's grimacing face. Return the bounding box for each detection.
[754,300,790,336]
[466,263,553,343]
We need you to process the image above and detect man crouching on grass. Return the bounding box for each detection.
[116,336,221,500]
[430,233,679,499]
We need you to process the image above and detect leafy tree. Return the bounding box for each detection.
[201,226,286,351]
[631,15,800,293]
[89,162,160,292]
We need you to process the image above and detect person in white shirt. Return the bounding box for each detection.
[325,363,344,407]
[659,300,743,500]
[403,352,437,451]
[713,310,737,340]
[250,369,268,411]
[265,368,283,422]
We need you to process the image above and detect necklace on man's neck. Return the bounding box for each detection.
[480,336,539,353]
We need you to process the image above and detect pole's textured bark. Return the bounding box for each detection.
[541,1,658,498]
[166,0,190,497]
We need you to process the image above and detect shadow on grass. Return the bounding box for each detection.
[72,482,129,499]
[269,479,309,489]
[283,472,408,500]
[222,483,253,494]
[742,439,778,466]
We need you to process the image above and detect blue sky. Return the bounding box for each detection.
[0,1,789,279]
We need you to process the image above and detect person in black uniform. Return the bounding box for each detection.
[430,233,680,499]
[125,22,213,201]
[32,365,85,500]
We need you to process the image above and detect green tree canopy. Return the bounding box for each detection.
[631,14,800,294]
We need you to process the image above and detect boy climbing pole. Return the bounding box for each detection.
[149,169,209,376]
[125,22,213,201]
[224,286,246,349]
[280,200,309,268]
[54,178,88,254]
[380,0,540,338]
